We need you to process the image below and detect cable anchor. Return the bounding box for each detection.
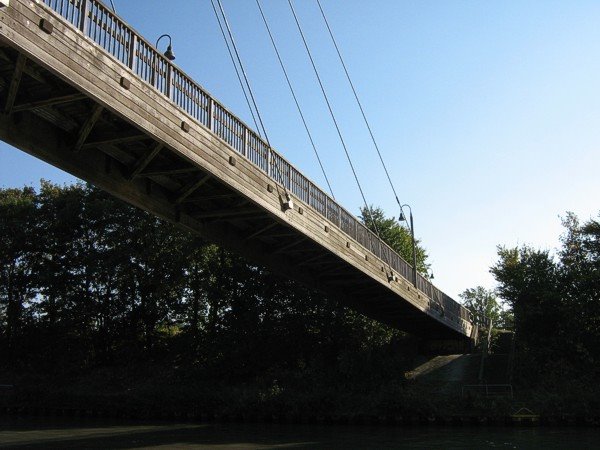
[282,192,294,211]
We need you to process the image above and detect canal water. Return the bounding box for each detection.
[1,417,599,448]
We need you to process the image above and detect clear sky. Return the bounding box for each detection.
[1,0,599,300]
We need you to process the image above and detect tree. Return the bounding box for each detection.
[0,183,416,391]
[459,286,501,327]
[359,206,429,275]
[491,246,560,340]
[489,210,600,382]
[490,244,570,383]
[0,187,37,359]
[559,212,600,363]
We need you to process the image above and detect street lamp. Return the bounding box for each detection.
[398,204,417,288]
[156,34,176,61]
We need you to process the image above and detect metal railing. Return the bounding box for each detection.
[41,0,472,330]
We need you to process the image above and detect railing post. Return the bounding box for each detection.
[166,64,172,99]
[305,180,309,203]
[128,34,137,73]
[267,146,272,177]
[242,127,248,157]
[208,97,214,131]
[79,0,90,35]
[150,52,157,88]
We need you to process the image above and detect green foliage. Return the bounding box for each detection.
[359,205,429,275]
[0,186,37,358]
[490,211,600,385]
[459,286,512,329]
[0,182,413,396]
[459,286,500,326]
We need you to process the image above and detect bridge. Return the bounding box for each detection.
[0,0,476,347]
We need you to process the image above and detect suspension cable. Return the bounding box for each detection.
[255,0,335,199]
[209,0,263,137]
[214,0,290,194]
[316,0,402,209]
[287,0,381,237]
[317,0,415,276]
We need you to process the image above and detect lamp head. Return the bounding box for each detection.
[398,211,406,222]
[164,44,175,61]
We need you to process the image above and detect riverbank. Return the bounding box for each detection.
[1,366,599,428]
[2,404,598,427]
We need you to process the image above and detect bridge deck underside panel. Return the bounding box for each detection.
[0,0,473,341]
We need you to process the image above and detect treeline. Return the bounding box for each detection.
[7,181,598,417]
[462,211,600,413]
[492,213,600,385]
[1,182,423,409]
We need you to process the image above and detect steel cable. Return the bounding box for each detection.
[287,0,383,240]
[209,0,263,137]
[256,0,335,199]
[316,0,403,209]
[213,0,290,195]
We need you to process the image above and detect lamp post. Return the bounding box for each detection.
[153,34,175,94]
[156,34,176,61]
[399,204,417,288]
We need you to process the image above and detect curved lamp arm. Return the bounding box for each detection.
[156,34,175,61]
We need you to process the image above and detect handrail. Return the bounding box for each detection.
[41,0,472,329]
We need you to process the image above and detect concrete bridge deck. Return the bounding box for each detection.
[0,0,476,343]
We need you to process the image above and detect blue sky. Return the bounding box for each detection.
[2,0,599,300]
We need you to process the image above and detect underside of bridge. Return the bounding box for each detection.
[0,0,475,347]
